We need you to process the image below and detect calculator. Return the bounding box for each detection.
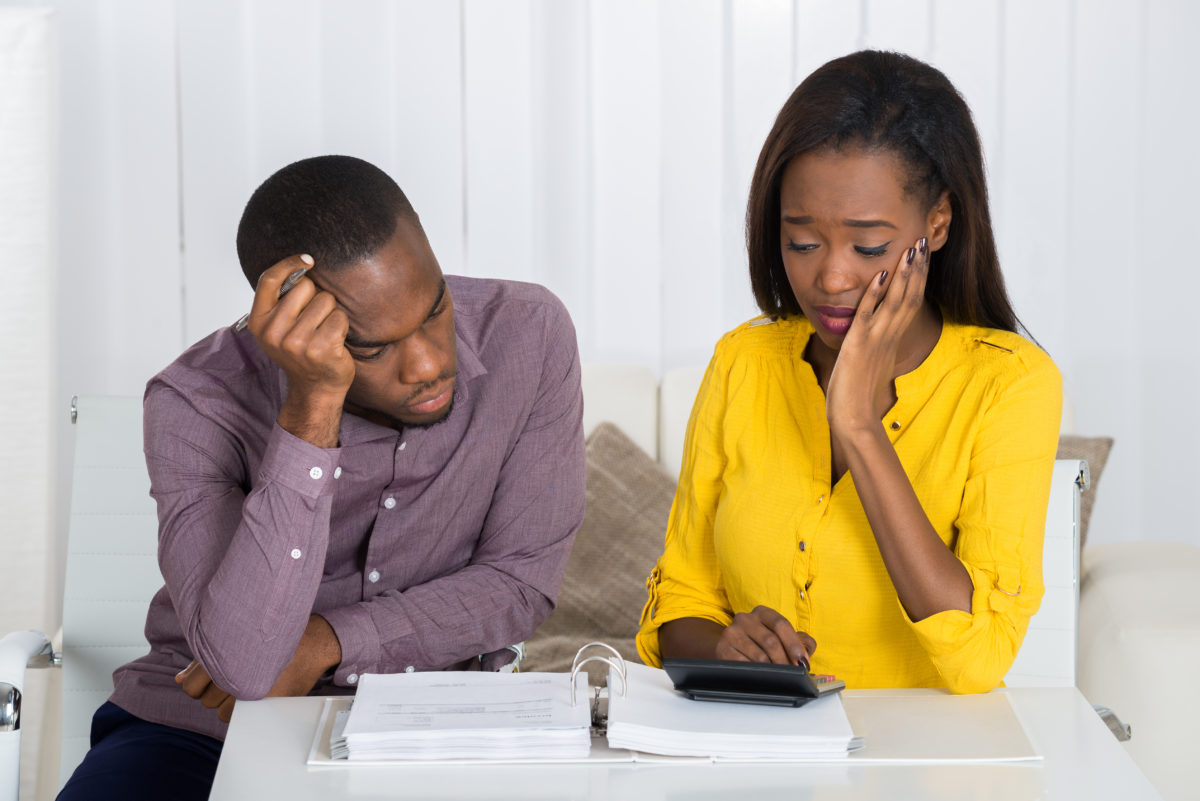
[661,658,846,708]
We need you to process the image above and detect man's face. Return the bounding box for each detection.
[310,221,458,429]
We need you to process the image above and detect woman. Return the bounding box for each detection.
[636,50,1061,694]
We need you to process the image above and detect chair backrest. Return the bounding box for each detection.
[60,395,160,784]
[1004,459,1086,687]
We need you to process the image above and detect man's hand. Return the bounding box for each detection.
[715,605,816,666]
[245,255,354,448]
[176,615,344,722]
[175,660,237,723]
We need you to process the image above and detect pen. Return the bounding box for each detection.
[232,263,312,332]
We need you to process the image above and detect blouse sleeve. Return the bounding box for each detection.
[906,348,1063,693]
[635,343,736,667]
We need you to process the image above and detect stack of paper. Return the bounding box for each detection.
[606,662,857,759]
[336,672,592,761]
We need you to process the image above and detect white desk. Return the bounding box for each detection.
[210,687,1162,801]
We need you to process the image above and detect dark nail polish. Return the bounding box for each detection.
[906,248,915,265]
[878,270,888,285]
[919,237,928,256]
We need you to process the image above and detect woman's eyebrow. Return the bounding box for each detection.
[781,214,897,230]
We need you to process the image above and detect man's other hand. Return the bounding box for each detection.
[176,615,343,723]
[175,660,237,723]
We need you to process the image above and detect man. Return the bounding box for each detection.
[58,155,585,799]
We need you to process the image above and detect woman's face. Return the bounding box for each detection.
[778,146,949,354]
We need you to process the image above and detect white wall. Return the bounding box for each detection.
[5,0,1198,584]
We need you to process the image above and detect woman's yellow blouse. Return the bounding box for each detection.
[636,316,1062,693]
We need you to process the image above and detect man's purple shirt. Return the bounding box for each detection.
[109,276,586,740]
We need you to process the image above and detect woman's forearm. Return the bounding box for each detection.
[836,423,973,621]
[658,617,726,660]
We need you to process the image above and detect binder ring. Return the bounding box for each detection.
[569,642,628,707]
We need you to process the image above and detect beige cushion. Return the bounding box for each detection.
[524,422,674,680]
[1056,435,1113,547]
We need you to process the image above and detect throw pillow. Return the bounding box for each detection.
[1056,435,1114,548]
[523,422,675,679]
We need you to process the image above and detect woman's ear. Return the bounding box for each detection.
[927,190,952,251]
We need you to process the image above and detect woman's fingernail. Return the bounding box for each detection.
[878,270,888,285]
[300,254,314,266]
[919,237,928,256]
[906,248,915,266]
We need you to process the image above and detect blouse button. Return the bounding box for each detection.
[890,421,901,431]
[817,495,825,504]
[798,541,806,552]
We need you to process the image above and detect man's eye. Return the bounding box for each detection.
[786,241,817,253]
[855,242,892,257]
[349,348,385,362]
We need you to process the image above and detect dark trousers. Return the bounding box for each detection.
[56,701,223,801]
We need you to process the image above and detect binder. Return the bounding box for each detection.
[307,642,858,765]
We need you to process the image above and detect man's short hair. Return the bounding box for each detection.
[236,155,419,287]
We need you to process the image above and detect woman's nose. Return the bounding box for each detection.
[814,254,859,296]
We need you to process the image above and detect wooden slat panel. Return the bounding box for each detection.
[793,0,862,83]
[530,0,591,342]
[390,0,466,275]
[588,0,662,367]
[997,0,1071,362]
[1137,0,1200,550]
[1065,0,1143,548]
[463,0,535,281]
[659,0,726,371]
[178,0,258,343]
[724,0,793,332]
[862,0,931,57]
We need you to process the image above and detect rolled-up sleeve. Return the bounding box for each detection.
[906,352,1063,693]
[636,346,735,668]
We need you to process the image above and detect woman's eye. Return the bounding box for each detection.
[855,242,892,257]
[786,241,817,253]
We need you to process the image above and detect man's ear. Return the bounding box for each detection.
[927,190,952,251]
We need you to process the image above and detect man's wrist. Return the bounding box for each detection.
[278,390,345,448]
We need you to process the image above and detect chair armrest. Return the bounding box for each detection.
[0,630,52,730]
[1,630,53,801]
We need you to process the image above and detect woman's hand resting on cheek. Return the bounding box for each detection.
[824,237,931,440]
[716,605,817,667]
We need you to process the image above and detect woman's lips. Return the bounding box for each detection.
[814,305,856,336]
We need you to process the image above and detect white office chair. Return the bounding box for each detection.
[0,395,160,800]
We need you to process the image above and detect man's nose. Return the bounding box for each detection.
[398,334,444,386]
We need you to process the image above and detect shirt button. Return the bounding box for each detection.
[890,421,901,431]
[399,441,407,451]
[383,497,397,510]
[333,466,342,479]
[290,548,302,560]
[405,665,415,673]
[309,466,323,480]
[346,673,358,684]
[368,570,381,583]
